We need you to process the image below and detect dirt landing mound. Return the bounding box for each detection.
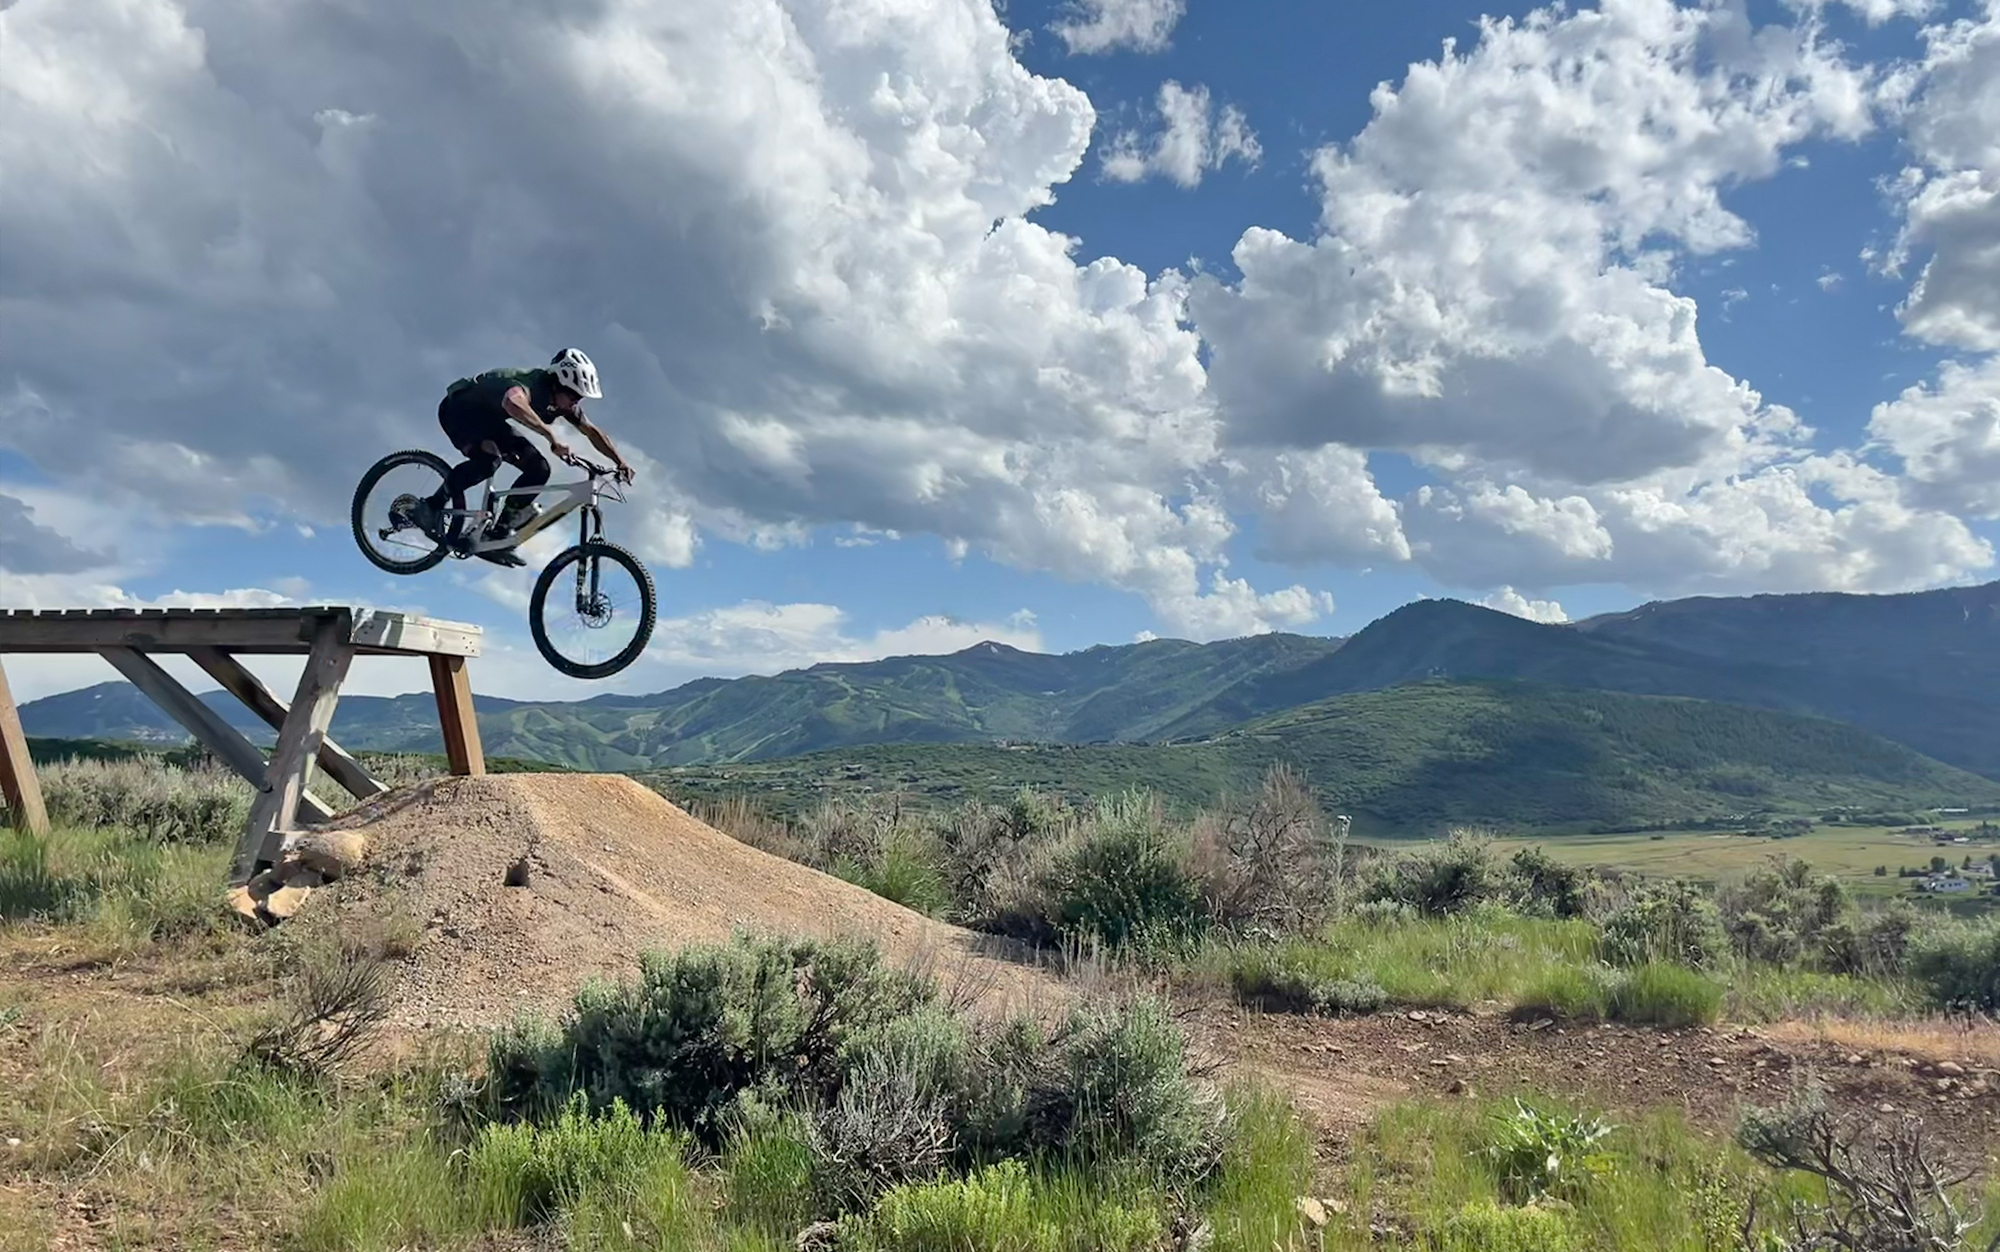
[283,773,1063,1032]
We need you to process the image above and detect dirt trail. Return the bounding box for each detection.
[1187,1002,2000,1166]
[282,773,1066,1032]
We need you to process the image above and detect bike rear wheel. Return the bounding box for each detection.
[528,540,657,679]
[351,449,466,574]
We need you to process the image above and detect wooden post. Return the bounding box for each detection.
[237,618,355,882]
[0,657,48,836]
[429,654,484,776]
[188,647,387,803]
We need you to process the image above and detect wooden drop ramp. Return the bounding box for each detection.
[0,606,486,885]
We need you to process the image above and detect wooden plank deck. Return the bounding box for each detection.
[0,606,481,657]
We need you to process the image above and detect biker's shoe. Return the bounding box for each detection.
[474,547,528,568]
[408,496,447,542]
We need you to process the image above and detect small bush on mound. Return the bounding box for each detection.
[1600,878,1728,970]
[1909,917,2000,1013]
[834,825,953,919]
[1607,963,1721,1028]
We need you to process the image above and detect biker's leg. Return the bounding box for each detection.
[489,435,550,535]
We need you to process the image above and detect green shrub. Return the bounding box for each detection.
[484,933,936,1141]
[466,1094,691,1226]
[1484,1099,1616,1203]
[39,757,248,844]
[1042,792,1206,950]
[1056,996,1228,1187]
[1909,917,2000,1012]
[1608,963,1721,1028]
[836,1159,1162,1252]
[1601,879,1727,970]
[723,1109,822,1234]
[835,824,953,919]
[1432,1199,1582,1252]
[1505,847,1588,919]
[1364,831,1498,916]
[1229,958,1385,1017]
[1717,857,1849,966]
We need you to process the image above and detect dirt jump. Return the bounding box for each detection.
[251,773,1064,1032]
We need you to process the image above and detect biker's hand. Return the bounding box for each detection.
[550,439,574,464]
[616,462,636,485]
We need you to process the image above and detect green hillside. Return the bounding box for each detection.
[18,580,2000,781]
[642,680,2000,835]
[1157,591,2000,781]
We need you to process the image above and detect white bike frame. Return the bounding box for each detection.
[447,459,626,556]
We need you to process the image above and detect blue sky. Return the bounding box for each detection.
[5,0,2000,704]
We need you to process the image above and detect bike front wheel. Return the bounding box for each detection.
[528,540,657,679]
[351,449,466,574]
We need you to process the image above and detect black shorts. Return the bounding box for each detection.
[438,391,517,455]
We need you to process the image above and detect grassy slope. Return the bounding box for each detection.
[643,680,2000,835]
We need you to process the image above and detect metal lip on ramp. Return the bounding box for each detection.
[0,605,483,658]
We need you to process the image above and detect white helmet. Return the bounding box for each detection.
[550,347,602,399]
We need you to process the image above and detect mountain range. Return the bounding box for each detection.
[641,679,2000,832]
[17,581,2000,823]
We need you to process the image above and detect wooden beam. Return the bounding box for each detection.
[350,610,482,658]
[0,657,48,837]
[188,647,387,803]
[429,654,485,777]
[95,648,338,843]
[238,619,356,881]
[97,647,277,791]
[0,606,480,657]
[3,612,339,654]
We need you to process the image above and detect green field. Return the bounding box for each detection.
[1484,820,2000,902]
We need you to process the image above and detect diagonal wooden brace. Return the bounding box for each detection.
[235,618,355,882]
[96,647,335,826]
[188,647,386,804]
[0,657,47,836]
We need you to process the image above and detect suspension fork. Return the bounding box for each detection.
[572,504,604,613]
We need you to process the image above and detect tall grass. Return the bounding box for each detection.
[0,822,228,947]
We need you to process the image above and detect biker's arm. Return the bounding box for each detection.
[570,413,636,481]
[501,386,572,460]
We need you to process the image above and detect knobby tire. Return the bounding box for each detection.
[351,449,464,575]
[528,539,657,679]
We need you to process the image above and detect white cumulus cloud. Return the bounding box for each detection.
[1479,587,1569,623]
[1050,0,1185,55]
[1190,0,1988,596]
[1102,81,1261,188]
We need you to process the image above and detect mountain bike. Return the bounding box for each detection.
[350,449,657,680]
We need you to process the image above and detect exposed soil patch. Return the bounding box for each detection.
[280,773,1068,1032]
[1189,1002,2000,1170]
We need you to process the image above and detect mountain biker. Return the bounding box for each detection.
[412,348,637,567]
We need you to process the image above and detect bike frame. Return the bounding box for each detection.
[445,462,625,556]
